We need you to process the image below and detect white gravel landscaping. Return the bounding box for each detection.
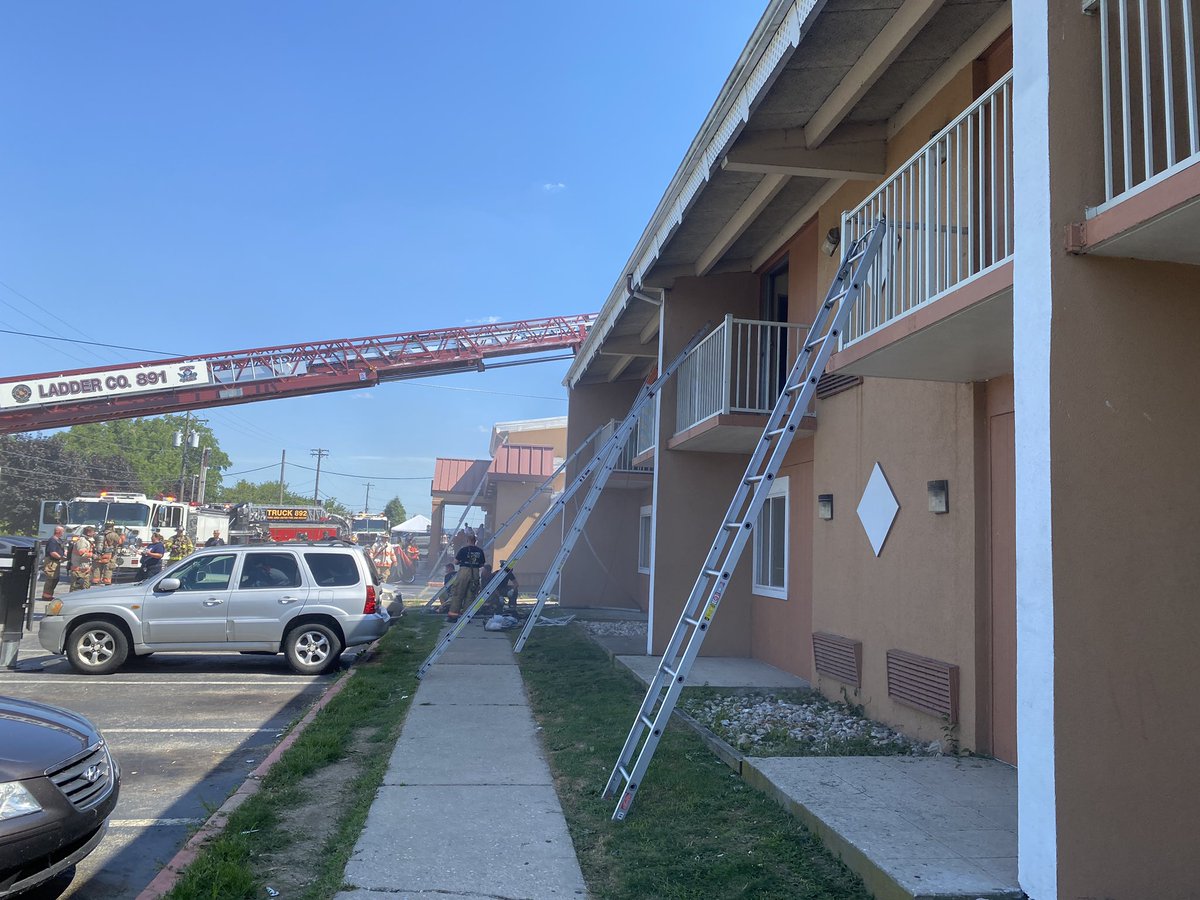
[681,691,941,757]
[580,620,648,637]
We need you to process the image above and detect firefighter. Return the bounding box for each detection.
[91,521,122,586]
[68,526,96,592]
[166,526,194,565]
[370,538,396,582]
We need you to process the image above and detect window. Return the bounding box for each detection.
[171,554,236,591]
[638,506,653,574]
[304,552,361,587]
[753,477,788,599]
[239,552,302,589]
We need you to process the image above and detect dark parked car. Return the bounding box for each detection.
[0,696,120,898]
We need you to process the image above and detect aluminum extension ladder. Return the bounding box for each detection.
[512,417,653,651]
[603,218,888,821]
[420,423,606,612]
[416,328,707,679]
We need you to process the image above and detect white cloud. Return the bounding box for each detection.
[541,182,567,193]
[476,424,490,433]
[465,315,501,325]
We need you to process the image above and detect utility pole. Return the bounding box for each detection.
[174,413,199,501]
[196,447,211,504]
[310,448,329,506]
[278,450,287,504]
[362,482,375,515]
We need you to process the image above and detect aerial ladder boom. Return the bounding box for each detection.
[0,314,595,434]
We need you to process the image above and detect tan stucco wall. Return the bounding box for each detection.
[1037,10,1200,894]
[652,273,760,655]
[811,378,982,747]
[559,379,645,610]
[490,481,555,587]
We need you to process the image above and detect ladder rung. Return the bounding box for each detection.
[766,428,785,438]
[639,713,655,729]
[805,334,827,350]
[722,520,744,529]
[704,568,724,579]
[619,765,632,784]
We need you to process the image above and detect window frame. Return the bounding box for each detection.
[637,505,652,575]
[752,476,788,600]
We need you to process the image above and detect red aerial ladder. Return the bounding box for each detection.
[0,314,594,434]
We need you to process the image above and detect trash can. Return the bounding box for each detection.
[0,537,36,669]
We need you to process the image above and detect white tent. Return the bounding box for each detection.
[391,514,431,533]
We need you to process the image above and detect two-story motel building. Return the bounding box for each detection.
[558,2,1200,897]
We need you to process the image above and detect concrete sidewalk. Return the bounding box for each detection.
[335,626,588,900]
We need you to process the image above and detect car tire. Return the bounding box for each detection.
[66,621,129,675]
[400,568,416,585]
[284,623,342,675]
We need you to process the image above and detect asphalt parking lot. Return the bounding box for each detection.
[1,601,361,899]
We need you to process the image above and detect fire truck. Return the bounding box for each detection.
[229,504,350,543]
[349,514,390,546]
[38,492,194,579]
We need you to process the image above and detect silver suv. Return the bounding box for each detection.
[39,542,391,676]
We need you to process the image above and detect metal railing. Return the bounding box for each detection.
[1097,0,1200,208]
[600,418,652,473]
[675,316,808,434]
[634,400,656,458]
[841,71,1014,345]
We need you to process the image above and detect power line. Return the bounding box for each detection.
[0,327,176,357]
[289,462,431,481]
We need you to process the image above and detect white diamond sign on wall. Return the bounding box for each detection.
[857,462,899,557]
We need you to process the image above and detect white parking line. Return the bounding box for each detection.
[0,679,321,686]
[104,727,279,734]
[108,818,206,827]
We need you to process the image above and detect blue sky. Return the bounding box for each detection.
[0,2,764,518]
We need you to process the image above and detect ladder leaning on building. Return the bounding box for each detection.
[604,217,888,822]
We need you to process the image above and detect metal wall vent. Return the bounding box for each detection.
[886,649,959,723]
[812,631,862,687]
[816,373,862,399]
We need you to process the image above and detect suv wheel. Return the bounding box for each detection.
[284,623,342,675]
[66,621,129,675]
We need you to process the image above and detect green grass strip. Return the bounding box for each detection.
[163,616,440,900]
[517,626,872,900]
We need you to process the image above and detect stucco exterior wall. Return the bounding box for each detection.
[652,273,759,655]
[811,377,982,746]
[491,481,555,587]
[559,379,645,610]
[1032,8,1200,894]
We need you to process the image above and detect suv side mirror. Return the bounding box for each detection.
[156,578,181,592]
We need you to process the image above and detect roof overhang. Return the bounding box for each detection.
[567,0,1011,388]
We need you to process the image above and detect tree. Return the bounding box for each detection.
[56,415,232,499]
[0,434,140,533]
[383,496,407,525]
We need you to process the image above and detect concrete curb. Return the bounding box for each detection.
[135,660,363,900]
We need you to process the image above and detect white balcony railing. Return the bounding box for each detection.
[600,418,652,473]
[841,70,1014,345]
[634,400,656,458]
[1097,0,1200,209]
[675,315,808,435]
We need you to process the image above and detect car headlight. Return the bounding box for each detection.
[45,599,63,616]
[0,781,43,821]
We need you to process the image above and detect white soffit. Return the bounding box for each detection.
[857,462,899,557]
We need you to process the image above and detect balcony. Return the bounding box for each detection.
[832,71,1015,383]
[631,401,656,467]
[669,316,815,454]
[1071,0,1200,263]
[599,418,652,489]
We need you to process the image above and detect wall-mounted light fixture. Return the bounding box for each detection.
[817,493,834,520]
[927,480,949,514]
[820,227,841,257]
